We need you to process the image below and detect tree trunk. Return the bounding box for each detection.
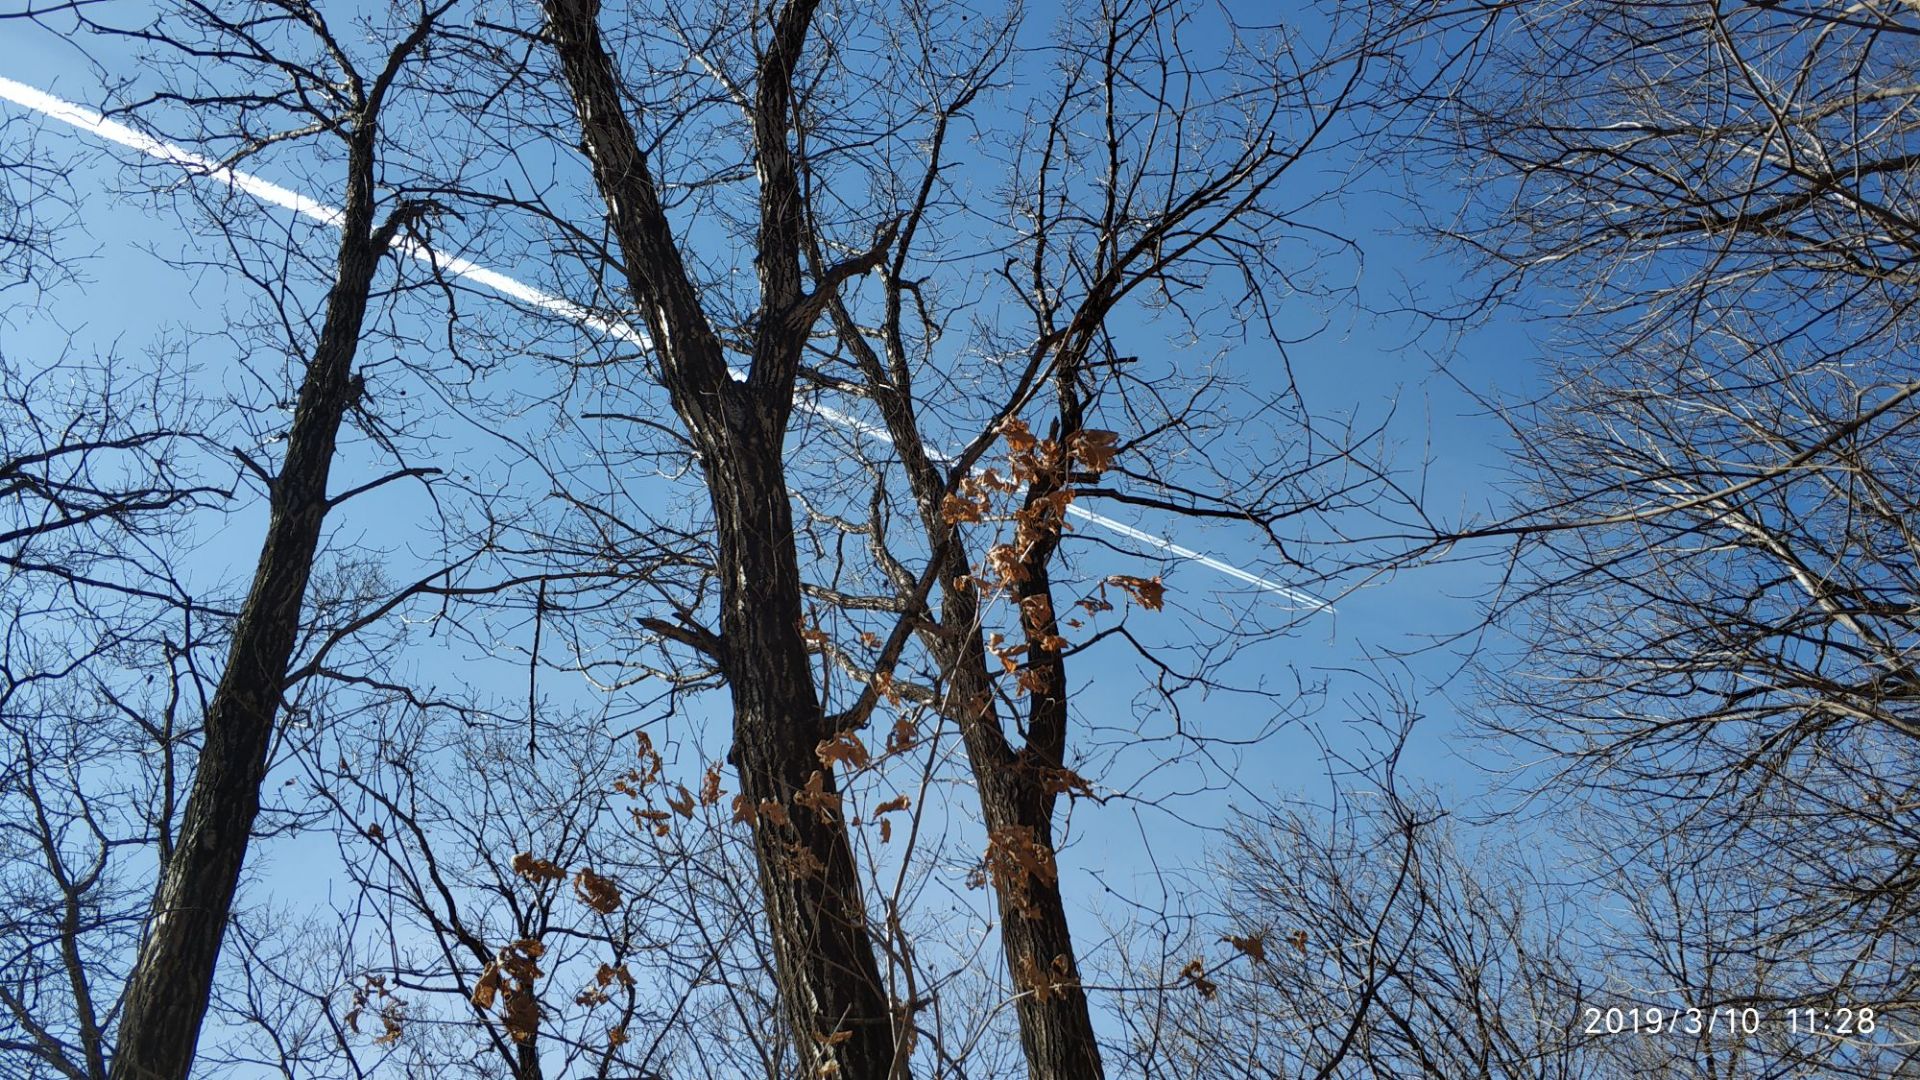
[108,140,385,1080]
[541,1,900,1074]
[939,581,1107,1080]
[851,324,1107,1080]
[710,412,900,1079]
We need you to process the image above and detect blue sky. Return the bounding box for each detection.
[0,0,1543,874]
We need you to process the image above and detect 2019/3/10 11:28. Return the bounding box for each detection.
[1580,1005,1877,1037]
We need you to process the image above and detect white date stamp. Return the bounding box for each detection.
[1579,1005,1877,1037]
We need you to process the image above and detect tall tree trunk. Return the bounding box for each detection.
[941,586,1107,1080]
[847,313,1108,1080]
[541,1,900,1074]
[108,137,388,1080]
[710,416,900,1080]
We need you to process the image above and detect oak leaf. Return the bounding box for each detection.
[1107,574,1165,611]
[511,852,566,884]
[666,784,696,819]
[999,417,1037,453]
[1068,429,1119,473]
[1222,931,1269,964]
[793,769,843,823]
[573,867,622,913]
[816,730,872,770]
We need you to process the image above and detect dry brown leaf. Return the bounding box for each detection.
[573,867,622,914]
[1179,957,1219,1000]
[984,825,1059,918]
[1019,593,1054,632]
[1223,931,1268,964]
[1068,429,1119,473]
[475,940,546,1044]
[511,852,566,885]
[1107,574,1166,611]
[471,963,503,1011]
[940,491,988,525]
[885,715,919,754]
[373,1005,403,1047]
[816,730,871,770]
[793,769,843,823]
[999,417,1037,453]
[666,784,696,819]
[1017,953,1074,1003]
[785,839,825,878]
[868,670,902,706]
[1037,766,1094,799]
[577,962,633,1006]
[632,731,663,785]
[502,987,539,1043]
[985,543,1028,587]
[1014,667,1048,696]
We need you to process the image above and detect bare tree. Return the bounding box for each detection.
[802,2,1406,1076]
[279,704,786,1080]
[0,109,75,298]
[1107,715,1904,1080]
[1390,0,1920,1067]
[1118,788,1595,1079]
[0,0,82,297]
[515,0,1409,1076]
[11,4,475,1077]
[533,1,911,1073]
[0,347,223,1080]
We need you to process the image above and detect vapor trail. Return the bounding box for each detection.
[0,74,1331,612]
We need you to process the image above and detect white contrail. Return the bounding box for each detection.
[0,74,1331,612]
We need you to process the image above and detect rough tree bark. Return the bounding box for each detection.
[832,294,1107,1079]
[107,45,435,1080]
[540,0,900,1075]
[941,576,1105,1080]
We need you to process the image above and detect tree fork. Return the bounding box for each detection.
[844,309,1108,1080]
[540,1,900,1073]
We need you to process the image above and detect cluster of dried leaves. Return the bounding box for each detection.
[727,728,918,846]
[342,974,405,1047]
[979,825,1061,919]
[573,961,634,1007]
[945,420,1114,596]
[940,421,1165,712]
[1015,952,1077,1004]
[472,938,546,1044]
[610,732,726,837]
[1176,957,1220,1000]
